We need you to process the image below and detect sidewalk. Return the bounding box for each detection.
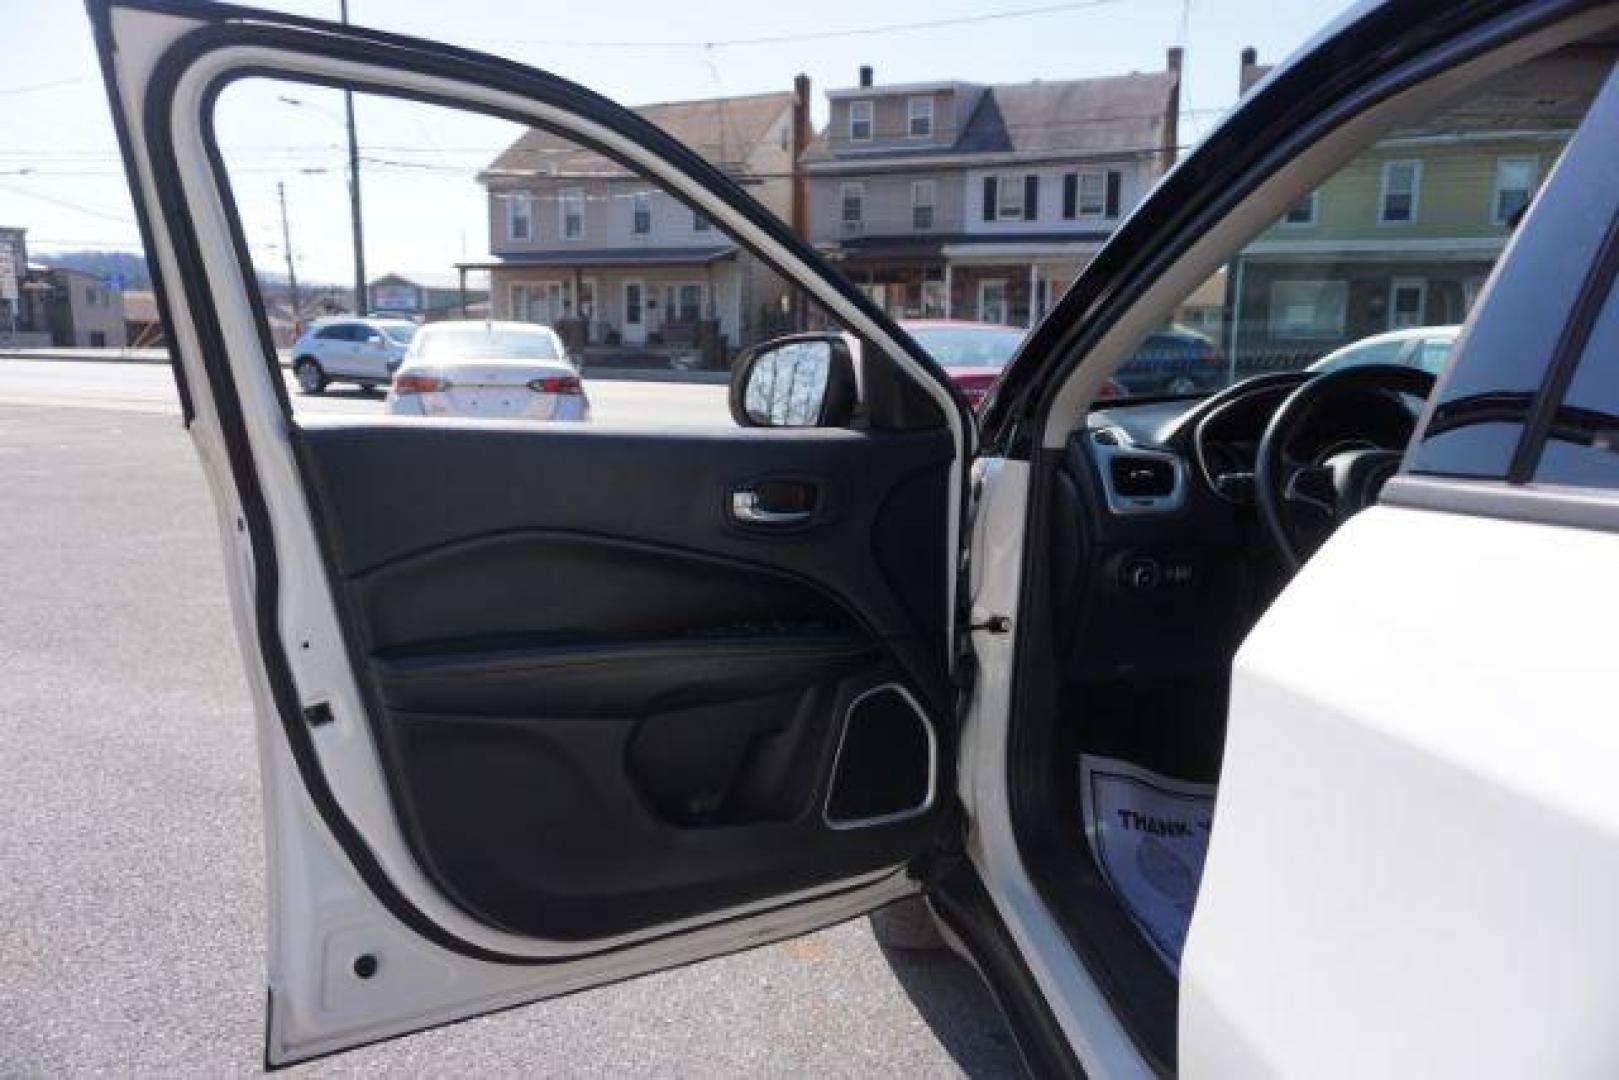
[0,347,730,384]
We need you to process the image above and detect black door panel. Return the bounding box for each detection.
[292,418,954,940]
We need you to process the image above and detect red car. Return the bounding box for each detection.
[901,319,1124,409]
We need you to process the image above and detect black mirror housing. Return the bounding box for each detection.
[728,333,858,428]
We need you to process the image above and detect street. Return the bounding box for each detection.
[0,356,733,425]
[0,362,1020,1076]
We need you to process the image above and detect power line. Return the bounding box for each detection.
[463,0,1143,49]
[0,76,86,96]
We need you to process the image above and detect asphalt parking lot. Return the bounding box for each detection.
[0,388,1022,1076]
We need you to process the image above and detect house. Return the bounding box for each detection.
[39,265,127,348]
[798,56,1182,327]
[0,228,52,347]
[1225,45,1608,371]
[368,271,485,322]
[123,290,165,348]
[463,85,810,366]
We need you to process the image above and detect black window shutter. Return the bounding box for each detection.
[1105,171,1122,217]
[983,176,997,221]
[1024,175,1039,220]
[1062,174,1077,219]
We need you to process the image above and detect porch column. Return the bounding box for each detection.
[943,263,953,319]
[1028,263,1039,328]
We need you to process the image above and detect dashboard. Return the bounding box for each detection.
[1056,371,1424,683]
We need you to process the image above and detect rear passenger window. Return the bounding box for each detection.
[1532,273,1619,488]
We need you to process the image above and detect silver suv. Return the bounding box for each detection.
[289,317,418,395]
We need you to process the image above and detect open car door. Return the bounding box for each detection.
[90,0,978,1065]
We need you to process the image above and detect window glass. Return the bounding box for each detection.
[1415,338,1453,374]
[1379,160,1420,223]
[1493,157,1538,225]
[907,97,933,138]
[215,79,878,426]
[912,180,936,230]
[1532,273,1619,488]
[849,100,873,141]
[1101,40,1609,442]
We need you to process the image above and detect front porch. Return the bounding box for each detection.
[463,247,741,369]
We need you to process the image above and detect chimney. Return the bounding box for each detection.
[791,73,812,241]
[1162,47,1183,174]
[859,65,874,88]
[1240,47,1264,96]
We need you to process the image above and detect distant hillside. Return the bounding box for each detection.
[34,250,153,290]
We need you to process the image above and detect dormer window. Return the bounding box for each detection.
[907,96,933,138]
[849,100,873,142]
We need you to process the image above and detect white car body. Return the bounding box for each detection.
[290,316,416,392]
[386,321,590,422]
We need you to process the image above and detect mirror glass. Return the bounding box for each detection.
[743,341,833,426]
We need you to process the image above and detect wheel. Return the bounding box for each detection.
[1167,375,1199,394]
[294,356,327,395]
[868,896,946,951]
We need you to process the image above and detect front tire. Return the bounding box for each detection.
[294,356,327,395]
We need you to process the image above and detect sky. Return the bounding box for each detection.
[0,0,1355,285]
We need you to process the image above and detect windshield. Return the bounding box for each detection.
[903,325,1026,369]
[1108,50,1607,399]
[414,325,561,361]
[378,323,418,345]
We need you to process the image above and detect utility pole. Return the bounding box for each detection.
[341,0,367,315]
[278,181,301,334]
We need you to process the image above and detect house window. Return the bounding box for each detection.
[1389,277,1427,329]
[510,281,564,324]
[1492,156,1537,225]
[665,282,704,323]
[849,100,873,142]
[1062,170,1121,219]
[841,182,864,233]
[979,279,1009,324]
[1077,171,1107,216]
[1462,275,1485,314]
[912,180,936,230]
[1378,160,1421,223]
[998,175,1025,219]
[1269,280,1348,338]
[984,175,1039,222]
[907,96,934,138]
[921,279,947,318]
[632,191,652,235]
[508,193,533,241]
[693,208,711,232]
[1283,190,1319,226]
[559,188,584,239]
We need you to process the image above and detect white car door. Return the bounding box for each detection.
[90,0,997,1068]
[1183,52,1619,1080]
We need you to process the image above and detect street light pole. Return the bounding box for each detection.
[341,0,367,315]
[278,181,301,334]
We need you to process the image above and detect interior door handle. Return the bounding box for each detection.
[731,488,814,527]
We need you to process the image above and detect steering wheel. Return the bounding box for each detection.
[1255,363,1436,571]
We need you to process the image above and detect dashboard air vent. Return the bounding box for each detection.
[1109,455,1177,498]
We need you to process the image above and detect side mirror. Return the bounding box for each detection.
[729,334,858,428]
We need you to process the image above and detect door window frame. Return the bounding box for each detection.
[113,10,969,970]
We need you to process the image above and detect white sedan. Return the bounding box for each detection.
[386,321,590,422]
